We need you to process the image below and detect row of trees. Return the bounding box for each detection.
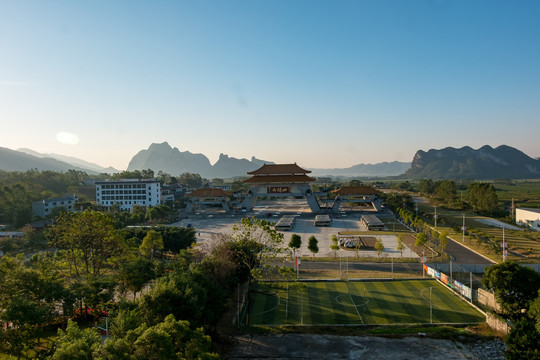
[418,178,499,214]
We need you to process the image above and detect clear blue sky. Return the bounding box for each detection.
[1,1,539,170]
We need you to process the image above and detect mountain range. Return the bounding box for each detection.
[0,146,108,174]
[126,142,274,178]
[404,145,540,179]
[2,143,539,180]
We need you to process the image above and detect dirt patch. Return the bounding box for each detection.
[228,334,503,359]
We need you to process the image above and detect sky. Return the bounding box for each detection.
[1,1,540,171]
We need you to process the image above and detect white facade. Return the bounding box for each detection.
[96,179,161,211]
[516,208,540,232]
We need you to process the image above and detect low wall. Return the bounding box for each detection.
[477,288,501,312]
[486,312,511,335]
[427,263,540,274]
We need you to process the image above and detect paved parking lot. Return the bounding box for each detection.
[173,211,418,259]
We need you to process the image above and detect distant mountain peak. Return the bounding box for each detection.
[405,144,540,179]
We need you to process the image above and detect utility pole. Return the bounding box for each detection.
[470,272,473,303]
[430,287,433,324]
[462,213,466,243]
[502,227,507,262]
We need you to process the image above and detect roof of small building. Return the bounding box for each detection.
[243,174,316,184]
[517,207,540,214]
[187,188,232,197]
[331,186,380,196]
[247,163,312,175]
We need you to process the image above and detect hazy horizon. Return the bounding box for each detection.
[2,1,540,170]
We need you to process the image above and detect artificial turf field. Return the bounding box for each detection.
[246,279,484,326]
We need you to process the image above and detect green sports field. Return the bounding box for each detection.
[246,279,484,326]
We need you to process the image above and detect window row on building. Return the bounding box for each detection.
[96,179,161,212]
[100,189,147,195]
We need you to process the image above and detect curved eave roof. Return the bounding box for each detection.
[247,163,311,175]
[243,175,316,183]
[331,186,380,196]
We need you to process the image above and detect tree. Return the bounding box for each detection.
[308,235,319,258]
[330,234,340,258]
[117,257,156,299]
[374,238,384,259]
[415,232,428,248]
[482,261,540,318]
[229,217,285,284]
[178,173,203,188]
[46,210,125,276]
[438,230,449,257]
[396,234,405,257]
[139,229,164,258]
[466,182,498,214]
[418,179,434,196]
[288,234,301,257]
[505,318,540,360]
[51,320,101,360]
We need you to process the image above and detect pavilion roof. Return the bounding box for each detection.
[187,188,232,197]
[331,186,380,196]
[247,163,312,175]
[243,174,315,184]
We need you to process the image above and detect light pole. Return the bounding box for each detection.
[462,214,466,243]
[502,227,507,262]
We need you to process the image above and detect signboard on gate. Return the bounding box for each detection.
[268,186,291,194]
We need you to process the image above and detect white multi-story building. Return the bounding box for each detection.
[516,207,540,232]
[96,179,161,211]
[32,195,79,218]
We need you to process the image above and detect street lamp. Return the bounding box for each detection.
[462,214,466,243]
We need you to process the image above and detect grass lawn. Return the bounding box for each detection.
[414,198,540,263]
[245,279,484,326]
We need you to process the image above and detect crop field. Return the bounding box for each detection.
[245,279,484,326]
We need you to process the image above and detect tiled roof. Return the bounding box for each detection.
[187,188,232,197]
[331,186,380,196]
[243,175,315,183]
[247,163,312,175]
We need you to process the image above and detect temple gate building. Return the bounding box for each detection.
[241,163,321,212]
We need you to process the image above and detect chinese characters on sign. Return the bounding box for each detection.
[267,186,291,194]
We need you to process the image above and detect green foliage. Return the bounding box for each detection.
[46,210,125,276]
[438,230,449,253]
[374,238,384,258]
[117,257,156,299]
[418,179,434,195]
[289,234,302,256]
[52,320,101,360]
[0,169,91,226]
[330,234,340,258]
[482,261,540,318]
[415,232,428,248]
[466,182,498,214]
[396,234,405,257]
[505,318,540,360]
[139,230,164,258]
[230,217,284,282]
[308,235,319,257]
[432,180,457,205]
[112,169,155,180]
[122,226,196,253]
[178,173,203,188]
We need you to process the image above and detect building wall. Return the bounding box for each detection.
[96,179,161,211]
[516,208,540,231]
[32,195,78,218]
